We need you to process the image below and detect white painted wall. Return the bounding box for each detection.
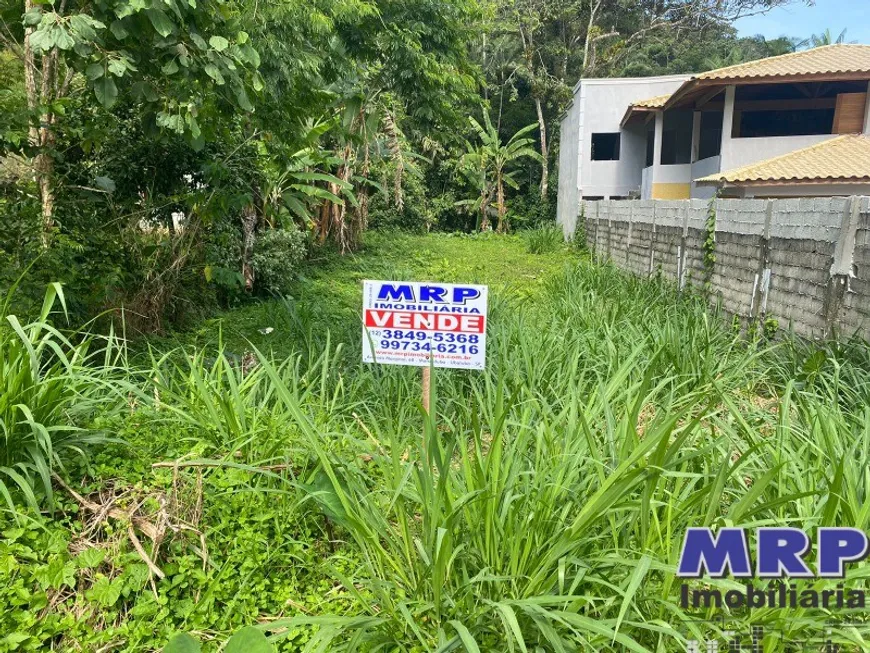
[655,164,692,184]
[691,156,721,200]
[556,98,583,235]
[641,167,653,200]
[721,134,839,170]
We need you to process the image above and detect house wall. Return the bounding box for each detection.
[557,74,870,224]
[721,134,839,171]
[556,75,689,218]
[651,164,692,199]
[690,156,720,199]
[641,167,653,201]
[575,197,870,339]
[557,97,584,237]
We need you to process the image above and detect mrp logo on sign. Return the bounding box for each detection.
[678,528,869,578]
[362,280,488,370]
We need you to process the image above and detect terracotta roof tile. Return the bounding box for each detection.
[629,93,672,109]
[697,44,870,81]
[695,135,870,185]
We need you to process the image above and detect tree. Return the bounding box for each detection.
[802,28,851,48]
[0,0,262,247]
[463,112,541,233]
[477,0,807,215]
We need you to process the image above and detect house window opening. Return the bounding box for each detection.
[661,110,692,165]
[739,109,834,137]
[698,111,723,160]
[591,133,621,161]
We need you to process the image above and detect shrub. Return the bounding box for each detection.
[0,283,124,511]
[251,227,308,295]
[204,217,245,302]
[525,224,563,254]
[508,189,556,230]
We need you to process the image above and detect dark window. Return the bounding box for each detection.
[661,130,692,165]
[738,109,834,137]
[591,133,620,161]
[661,110,693,165]
[698,111,723,160]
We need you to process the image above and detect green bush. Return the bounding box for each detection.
[0,283,125,511]
[508,189,556,230]
[524,224,563,254]
[204,218,245,302]
[251,227,308,296]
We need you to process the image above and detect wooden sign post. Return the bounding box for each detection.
[421,365,432,415]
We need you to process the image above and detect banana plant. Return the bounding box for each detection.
[462,111,542,232]
[259,118,358,230]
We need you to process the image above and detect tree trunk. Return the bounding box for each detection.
[496,172,505,233]
[24,0,60,248]
[37,155,55,247]
[582,0,604,75]
[318,196,330,244]
[535,96,548,199]
[383,111,404,211]
[240,206,257,292]
[479,186,490,232]
[353,141,371,244]
[327,143,357,254]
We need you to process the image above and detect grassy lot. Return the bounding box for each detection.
[3,230,870,651]
[149,230,578,357]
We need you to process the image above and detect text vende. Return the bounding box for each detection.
[365,310,485,333]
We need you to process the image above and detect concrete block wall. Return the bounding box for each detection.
[575,196,870,339]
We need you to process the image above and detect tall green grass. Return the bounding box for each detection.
[0,282,126,511]
[12,254,870,650]
[524,224,564,254]
[129,261,865,650]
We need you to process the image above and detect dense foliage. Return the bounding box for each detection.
[1,0,827,328]
[2,234,870,651]
[1,0,863,647]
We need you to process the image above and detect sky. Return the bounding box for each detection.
[734,0,870,45]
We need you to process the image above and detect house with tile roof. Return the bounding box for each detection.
[557,45,870,222]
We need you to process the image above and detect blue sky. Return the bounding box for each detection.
[734,0,870,45]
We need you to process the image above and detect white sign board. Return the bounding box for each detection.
[362,280,488,370]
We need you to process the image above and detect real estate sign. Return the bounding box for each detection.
[362,280,488,370]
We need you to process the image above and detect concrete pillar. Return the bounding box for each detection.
[653,112,664,168]
[691,111,702,163]
[749,201,773,323]
[864,81,870,134]
[652,111,664,197]
[825,196,862,336]
[720,85,736,166]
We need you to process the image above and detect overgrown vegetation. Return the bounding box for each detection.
[0,280,125,512]
[2,0,862,648]
[1,0,832,330]
[2,234,870,651]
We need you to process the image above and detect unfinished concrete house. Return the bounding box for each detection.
[557,44,870,225]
